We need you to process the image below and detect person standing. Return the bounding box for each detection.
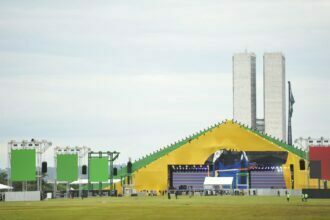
[286,192,290,202]
[304,193,308,202]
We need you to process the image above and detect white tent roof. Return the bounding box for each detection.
[70,179,121,185]
[204,177,233,186]
[0,183,13,190]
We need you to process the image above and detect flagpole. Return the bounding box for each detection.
[288,81,293,145]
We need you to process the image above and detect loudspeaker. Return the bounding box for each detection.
[82,165,87,175]
[299,159,306,170]
[113,167,117,176]
[42,162,47,173]
[127,161,132,174]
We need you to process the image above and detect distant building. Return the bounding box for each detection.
[264,53,286,141]
[233,52,257,129]
[256,118,265,133]
[294,137,330,151]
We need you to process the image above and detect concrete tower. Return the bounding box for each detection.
[233,52,256,129]
[264,52,286,141]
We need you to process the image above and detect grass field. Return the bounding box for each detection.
[1,196,330,220]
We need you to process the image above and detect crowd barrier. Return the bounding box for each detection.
[5,191,41,201]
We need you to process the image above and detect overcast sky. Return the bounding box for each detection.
[0,1,329,167]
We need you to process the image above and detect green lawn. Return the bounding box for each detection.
[1,196,330,220]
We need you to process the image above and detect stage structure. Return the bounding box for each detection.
[88,151,119,193]
[54,146,90,198]
[7,139,52,192]
[111,120,330,194]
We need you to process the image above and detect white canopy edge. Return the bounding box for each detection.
[0,183,13,190]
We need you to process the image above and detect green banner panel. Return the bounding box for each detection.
[89,157,108,182]
[57,154,78,182]
[11,149,36,181]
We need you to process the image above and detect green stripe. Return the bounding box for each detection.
[114,122,221,178]
[238,123,307,159]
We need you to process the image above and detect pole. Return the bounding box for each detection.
[288,81,292,145]
[7,142,12,192]
[307,145,310,189]
[53,148,57,199]
[99,151,102,196]
[36,144,40,191]
[53,179,57,199]
[110,153,113,192]
[37,145,42,193]
[67,182,69,198]
[78,151,82,198]
[88,152,91,195]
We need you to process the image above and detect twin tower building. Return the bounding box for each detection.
[233,52,286,142]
